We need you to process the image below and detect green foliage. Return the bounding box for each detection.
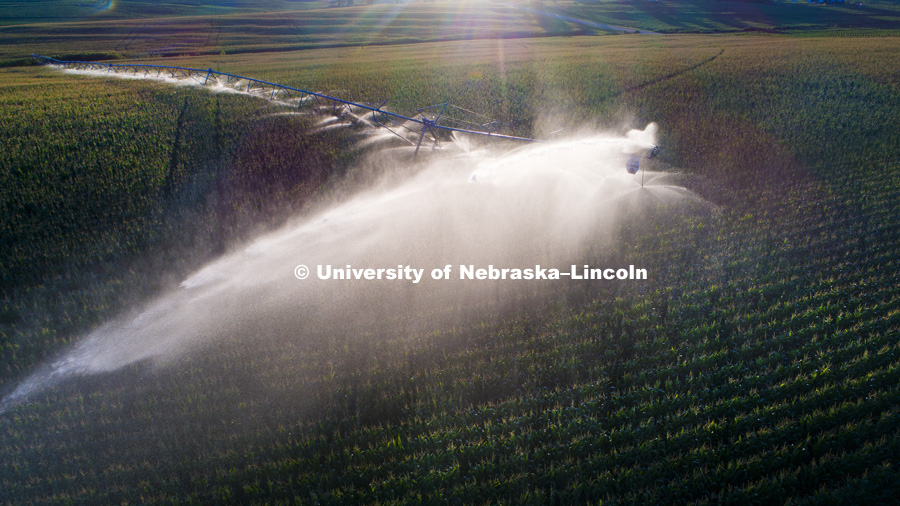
[555,0,900,34]
[2,32,900,505]
[0,2,585,63]
[0,70,358,384]
[0,0,329,26]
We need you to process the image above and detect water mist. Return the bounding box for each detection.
[2,66,700,414]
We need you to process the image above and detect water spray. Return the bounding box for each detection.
[2,58,684,415]
[31,55,661,171]
[32,55,538,157]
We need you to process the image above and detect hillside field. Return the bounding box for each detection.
[1,4,900,505]
[4,0,900,65]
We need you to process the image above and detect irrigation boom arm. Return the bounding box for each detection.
[32,55,539,144]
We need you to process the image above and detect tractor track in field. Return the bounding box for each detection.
[114,21,147,52]
[164,95,189,198]
[620,48,724,95]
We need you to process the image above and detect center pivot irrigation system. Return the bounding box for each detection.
[32,55,537,155]
[32,55,658,176]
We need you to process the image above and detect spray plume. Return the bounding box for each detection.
[2,66,699,414]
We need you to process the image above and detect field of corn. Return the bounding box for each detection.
[4,0,900,66]
[1,27,900,506]
[0,1,585,65]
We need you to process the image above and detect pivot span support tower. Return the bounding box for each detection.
[32,55,539,154]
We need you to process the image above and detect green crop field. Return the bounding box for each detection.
[0,1,588,65]
[2,1,900,504]
[0,1,332,25]
[4,0,900,65]
[555,0,900,33]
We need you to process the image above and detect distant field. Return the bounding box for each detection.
[2,32,900,503]
[553,0,900,33]
[0,0,327,25]
[4,0,900,66]
[0,1,588,64]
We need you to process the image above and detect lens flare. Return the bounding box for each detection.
[92,0,116,14]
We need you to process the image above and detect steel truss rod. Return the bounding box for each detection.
[32,55,539,144]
